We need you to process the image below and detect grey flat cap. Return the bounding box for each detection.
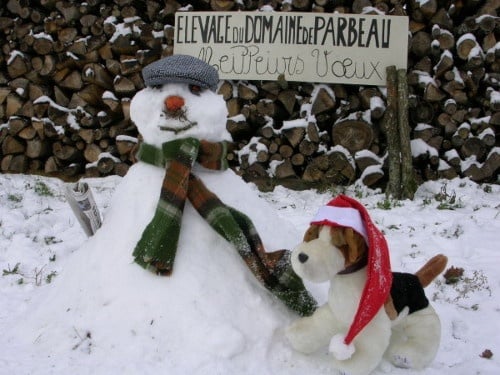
[142,54,219,92]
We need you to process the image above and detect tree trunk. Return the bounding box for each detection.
[383,66,401,199]
[398,69,417,200]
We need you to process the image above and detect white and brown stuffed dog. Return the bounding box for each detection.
[286,194,447,375]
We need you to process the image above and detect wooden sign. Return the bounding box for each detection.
[174,12,409,86]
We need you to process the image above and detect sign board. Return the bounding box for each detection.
[174,12,409,86]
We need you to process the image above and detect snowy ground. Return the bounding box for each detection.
[0,172,499,375]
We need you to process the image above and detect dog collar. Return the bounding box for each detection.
[337,256,368,275]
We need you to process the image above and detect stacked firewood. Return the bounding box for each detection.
[0,0,498,189]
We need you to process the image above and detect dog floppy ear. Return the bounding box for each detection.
[343,227,367,266]
[329,227,367,267]
[303,224,320,242]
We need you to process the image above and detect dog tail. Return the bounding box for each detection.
[415,254,448,288]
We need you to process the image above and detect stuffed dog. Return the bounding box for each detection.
[286,194,447,375]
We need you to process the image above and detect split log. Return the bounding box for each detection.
[7,53,30,79]
[26,138,50,158]
[411,31,432,57]
[210,0,235,11]
[299,139,317,156]
[460,137,487,160]
[1,154,29,172]
[360,165,384,187]
[331,119,373,153]
[278,90,297,115]
[2,135,25,154]
[84,143,102,163]
[53,142,81,162]
[311,87,336,115]
[325,150,356,184]
[8,116,29,135]
[18,125,37,140]
[274,159,297,179]
[282,127,305,148]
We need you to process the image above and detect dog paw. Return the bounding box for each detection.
[284,324,315,354]
[392,354,412,369]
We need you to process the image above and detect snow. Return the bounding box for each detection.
[438,159,452,171]
[411,138,438,157]
[1,174,499,374]
[370,96,386,112]
[238,136,267,165]
[7,50,24,65]
[415,70,438,87]
[115,135,138,143]
[415,122,433,131]
[488,89,499,104]
[355,149,385,165]
[457,33,478,47]
[281,118,308,130]
[32,32,53,41]
[102,90,118,101]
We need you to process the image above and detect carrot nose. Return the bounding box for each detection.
[165,95,185,112]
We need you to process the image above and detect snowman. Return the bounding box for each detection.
[129,54,316,315]
[4,55,317,373]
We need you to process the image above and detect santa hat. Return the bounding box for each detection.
[311,194,392,349]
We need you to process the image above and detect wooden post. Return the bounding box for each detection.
[383,66,401,199]
[397,69,417,200]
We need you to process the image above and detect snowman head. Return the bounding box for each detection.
[130,55,231,147]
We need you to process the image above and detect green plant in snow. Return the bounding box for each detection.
[421,197,432,206]
[440,224,464,239]
[46,271,57,284]
[33,180,54,197]
[44,236,61,245]
[376,197,402,210]
[434,184,464,210]
[7,194,22,203]
[3,263,21,276]
[433,269,491,306]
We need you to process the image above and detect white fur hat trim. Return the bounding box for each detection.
[312,206,368,244]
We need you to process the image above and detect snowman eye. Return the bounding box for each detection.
[189,84,203,96]
[151,85,162,90]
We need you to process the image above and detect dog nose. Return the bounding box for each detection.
[298,253,309,263]
[165,95,185,112]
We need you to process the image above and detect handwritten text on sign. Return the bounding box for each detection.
[174,12,409,86]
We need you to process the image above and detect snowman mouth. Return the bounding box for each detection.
[159,109,197,134]
[159,121,197,134]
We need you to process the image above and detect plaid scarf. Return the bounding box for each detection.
[133,138,317,316]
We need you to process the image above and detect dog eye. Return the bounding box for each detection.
[189,84,203,96]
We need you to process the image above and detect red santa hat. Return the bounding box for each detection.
[311,194,392,347]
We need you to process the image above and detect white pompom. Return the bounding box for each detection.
[329,334,355,360]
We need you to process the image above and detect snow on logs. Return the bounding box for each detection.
[0,0,498,188]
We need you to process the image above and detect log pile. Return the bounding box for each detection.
[0,0,498,190]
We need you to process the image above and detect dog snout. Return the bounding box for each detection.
[298,252,309,263]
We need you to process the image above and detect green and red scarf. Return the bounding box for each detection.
[133,137,317,316]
